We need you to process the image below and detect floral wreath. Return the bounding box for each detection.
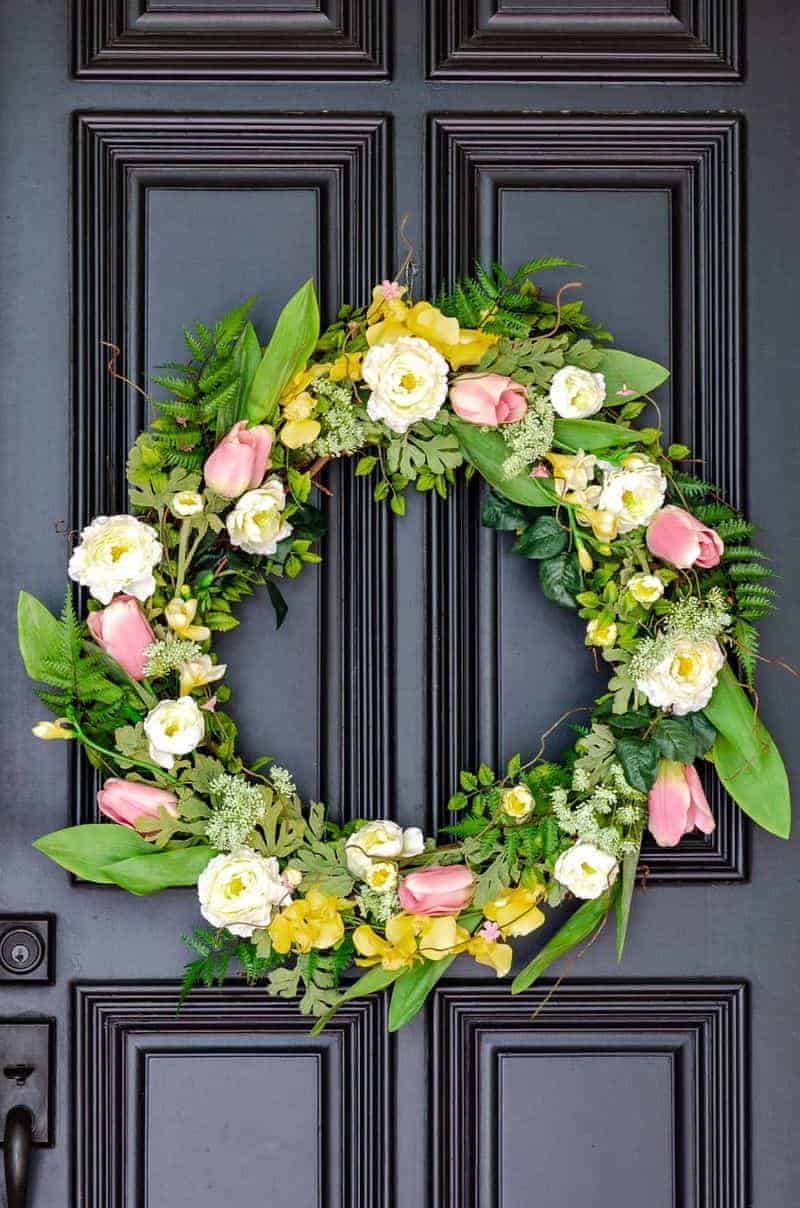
[19,257,791,1032]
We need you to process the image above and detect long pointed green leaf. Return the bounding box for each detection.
[245,280,320,425]
[33,824,153,884]
[309,965,403,1036]
[102,846,217,895]
[615,840,641,963]
[388,956,456,1032]
[597,348,669,403]
[217,320,261,437]
[704,662,791,838]
[553,417,644,452]
[451,418,555,507]
[18,591,62,681]
[511,889,614,994]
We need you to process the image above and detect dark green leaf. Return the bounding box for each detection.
[511,889,613,994]
[653,716,698,764]
[266,580,288,629]
[481,489,530,532]
[689,711,717,757]
[513,515,568,560]
[538,553,581,609]
[704,663,791,838]
[217,320,260,437]
[615,735,659,792]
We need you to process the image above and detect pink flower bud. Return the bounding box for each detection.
[646,505,724,569]
[450,373,528,428]
[647,760,716,847]
[97,778,178,833]
[203,421,273,499]
[87,594,155,680]
[397,865,475,916]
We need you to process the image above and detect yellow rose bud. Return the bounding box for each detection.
[577,543,594,572]
[577,507,619,543]
[501,784,535,821]
[586,618,618,648]
[627,572,665,606]
[165,597,210,642]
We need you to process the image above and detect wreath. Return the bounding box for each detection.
[18,257,791,1031]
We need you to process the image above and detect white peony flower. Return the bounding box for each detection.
[554,842,619,900]
[345,819,425,881]
[598,456,666,534]
[226,479,292,557]
[362,336,449,433]
[636,637,725,716]
[144,696,205,769]
[171,491,204,518]
[549,366,606,419]
[627,573,665,606]
[68,514,162,605]
[198,849,289,937]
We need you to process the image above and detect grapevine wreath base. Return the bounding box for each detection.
[19,257,790,1031]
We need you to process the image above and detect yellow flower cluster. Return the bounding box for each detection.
[268,890,350,955]
[352,885,545,979]
[365,284,496,371]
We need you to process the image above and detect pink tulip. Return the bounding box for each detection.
[646,505,724,569]
[450,373,528,428]
[87,594,155,680]
[203,421,273,498]
[97,778,178,833]
[647,760,716,847]
[397,865,475,916]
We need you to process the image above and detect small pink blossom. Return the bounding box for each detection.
[200,695,217,712]
[479,921,501,941]
[530,464,549,478]
[379,279,403,300]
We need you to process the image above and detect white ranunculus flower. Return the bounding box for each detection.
[364,860,399,893]
[362,336,449,433]
[345,819,425,880]
[554,842,619,900]
[636,638,725,716]
[68,514,162,605]
[549,365,606,419]
[144,696,205,769]
[226,479,292,557]
[198,849,289,937]
[598,456,666,534]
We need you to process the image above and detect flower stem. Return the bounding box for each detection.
[65,709,180,787]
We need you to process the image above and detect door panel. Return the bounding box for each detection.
[2,2,799,1206]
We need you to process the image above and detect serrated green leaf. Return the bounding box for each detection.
[538,553,581,609]
[615,735,659,792]
[513,515,568,560]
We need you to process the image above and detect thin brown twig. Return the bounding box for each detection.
[528,907,610,1022]
[542,282,583,338]
[100,340,150,401]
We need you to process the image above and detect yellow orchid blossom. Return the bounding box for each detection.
[353,914,418,971]
[330,351,363,382]
[576,506,619,543]
[467,933,513,978]
[268,890,349,955]
[483,886,545,939]
[366,299,497,370]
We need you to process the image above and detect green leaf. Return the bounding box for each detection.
[652,716,698,764]
[17,591,62,680]
[245,280,320,425]
[218,320,261,437]
[538,552,581,609]
[355,455,377,477]
[310,965,403,1036]
[102,846,217,895]
[480,489,530,532]
[511,889,613,994]
[596,347,670,404]
[704,663,791,838]
[451,418,554,508]
[615,735,659,792]
[266,579,288,629]
[689,711,717,757]
[615,840,641,963]
[553,417,644,452]
[33,824,153,884]
[388,957,455,1031]
[513,515,568,560]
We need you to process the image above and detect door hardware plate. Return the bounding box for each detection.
[0,916,54,984]
[0,1021,54,1145]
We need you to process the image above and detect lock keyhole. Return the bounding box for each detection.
[0,927,44,975]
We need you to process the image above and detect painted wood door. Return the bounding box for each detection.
[1,2,798,1205]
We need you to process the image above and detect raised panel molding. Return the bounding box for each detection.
[432,981,747,1207]
[72,113,392,827]
[74,983,390,1205]
[428,0,742,81]
[73,1,389,80]
[427,114,744,881]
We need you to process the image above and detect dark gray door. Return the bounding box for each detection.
[1,2,798,1205]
